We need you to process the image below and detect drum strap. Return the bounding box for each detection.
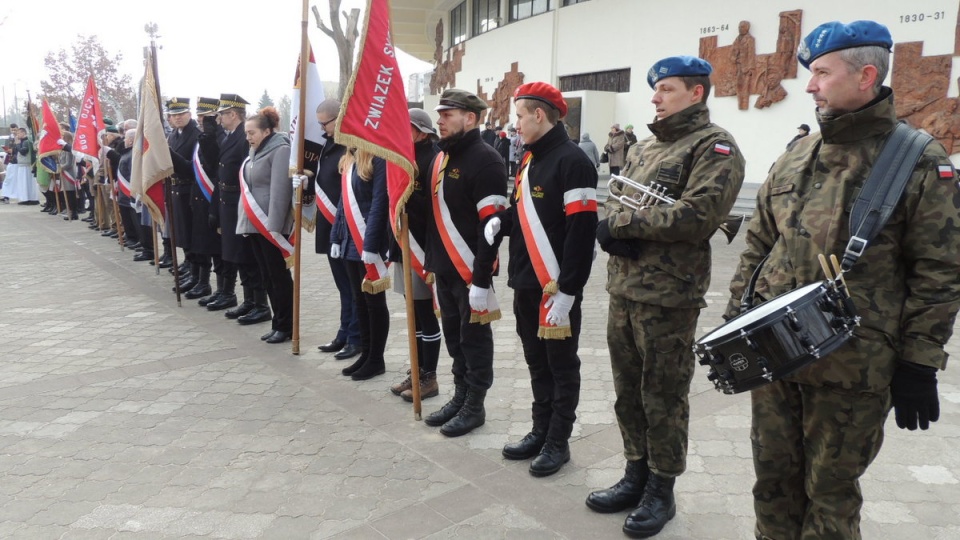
[843,122,932,271]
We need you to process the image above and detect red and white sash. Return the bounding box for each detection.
[116,168,132,198]
[61,167,80,188]
[192,143,215,202]
[342,165,391,293]
[431,151,504,324]
[239,156,295,267]
[316,186,337,226]
[515,153,596,339]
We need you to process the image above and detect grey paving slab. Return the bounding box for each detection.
[0,202,958,539]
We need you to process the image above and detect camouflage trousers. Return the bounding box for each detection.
[607,295,699,477]
[752,380,891,540]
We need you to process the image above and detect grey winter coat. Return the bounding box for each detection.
[236,132,293,236]
[579,133,600,167]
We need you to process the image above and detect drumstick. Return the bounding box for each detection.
[818,254,834,281]
[829,254,848,292]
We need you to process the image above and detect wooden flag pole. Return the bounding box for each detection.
[105,161,125,249]
[400,213,422,420]
[54,175,62,214]
[153,222,160,275]
[291,0,310,356]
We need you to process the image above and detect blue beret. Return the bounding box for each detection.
[797,20,893,69]
[647,56,713,89]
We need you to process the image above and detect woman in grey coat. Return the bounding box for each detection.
[237,107,294,344]
[578,133,600,168]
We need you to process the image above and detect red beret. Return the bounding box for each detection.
[514,82,567,118]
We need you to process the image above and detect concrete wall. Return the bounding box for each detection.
[424,0,960,184]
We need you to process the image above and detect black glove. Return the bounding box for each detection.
[202,115,218,134]
[208,213,219,230]
[890,362,940,431]
[597,219,640,259]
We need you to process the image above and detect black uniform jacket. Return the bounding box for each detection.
[207,126,253,264]
[487,122,598,295]
[424,128,508,288]
[389,137,440,263]
[310,138,347,254]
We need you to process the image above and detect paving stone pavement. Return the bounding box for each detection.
[1,203,958,540]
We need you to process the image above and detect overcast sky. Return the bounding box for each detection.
[0,0,432,120]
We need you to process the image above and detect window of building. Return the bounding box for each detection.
[450,2,467,46]
[473,0,500,35]
[509,0,552,22]
[559,68,632,93]
[562,0,589,5]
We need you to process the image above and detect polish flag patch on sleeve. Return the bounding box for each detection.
[938,164,955,179]
[714,143,731,155]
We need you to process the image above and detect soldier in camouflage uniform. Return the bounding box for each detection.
[725,21,960,540]
[587,56,745,538]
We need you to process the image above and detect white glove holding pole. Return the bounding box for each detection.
[361,250,380,264]
[483,217,501,246]
[544,291,575,326]
[330,244,342,259]
[57,139,66,147]
[469,284,489,312]
[291,174,308,189]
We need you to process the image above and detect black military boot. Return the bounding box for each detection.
[199,273,224,307]
[586,459,650,513]
[440,386,486,437]
[173,266,198,293]
[424,378,468,427]
[622,473,676,538]
[237,289,271,325]
[223,285,251,317]
[529,438,571,477]
[502,428,547,460]
[185,266,211,299]
[41,191,54,212]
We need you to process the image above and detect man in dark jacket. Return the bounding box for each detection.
[165,98,202,294]
[483,83,598,477]
[423,89,508,438]
[185,98,224,303]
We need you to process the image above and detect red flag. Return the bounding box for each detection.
[334,0,415,234]
[74,76,105,167]
[131,48,172,227]
[37,100,63,174]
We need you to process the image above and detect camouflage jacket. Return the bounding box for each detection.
[726,89,960,391]
[606,103,746,308]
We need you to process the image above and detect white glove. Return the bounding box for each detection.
[361,250,380,264]
[330,244,342,259]
[292,174,308,189]
[483,217,501,246]
[57,138,66,147]
[468,284,489,312]
[544,291,575,326]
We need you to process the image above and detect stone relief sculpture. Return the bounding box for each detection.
[477,63,525,127]
[893,40,960,154]
[430,18,467,95]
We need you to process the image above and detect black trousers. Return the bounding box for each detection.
[513,288,583,442]
[344,260,390,359]
[250,234,293,332]
[120,206,140,243]
[435,272,494,390]
[328,254,361,346]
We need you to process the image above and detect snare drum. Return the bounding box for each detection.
[694,281,859,394]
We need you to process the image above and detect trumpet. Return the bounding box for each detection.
[607,175,744,244]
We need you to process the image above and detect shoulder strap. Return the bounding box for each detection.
[842,122,932,271]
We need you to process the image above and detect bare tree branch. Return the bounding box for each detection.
[312,0,361,101]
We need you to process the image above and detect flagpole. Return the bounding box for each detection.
[61,173,72,217]
[400,213,423,420]
[149,33,181,308]
[291,0,310,356]
[154,222,160,274]
[105,161,125,250]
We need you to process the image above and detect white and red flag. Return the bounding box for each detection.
[37,100,62,174]
[131,48,172,227]
[73,75,105,170]
[289,43,326,230]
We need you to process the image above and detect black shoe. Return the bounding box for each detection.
[209,294,239,312]
[63,213,78,221]
[334,344,361,360]
[529,439,570,477]
[502,428,547,460]
[184,283,211,300]
[424,380,468,427]
[237,306,271,325]
[158,259,173,269]
[318,338,346,353]
[172,277,198,294]
[133,252,154,262]
[88,223,99,229]
[266,331,291,344]
[81,217,93,222]
[135,245,146,252]
[124,241,141,250]
[261,330,277,341]
[586,460,649,513]
[223,298,251,318]
[440,387,486,437]
[341,352,369,376]
[350,357,385,380]
[198,291,222,307]
[622,474,676,538]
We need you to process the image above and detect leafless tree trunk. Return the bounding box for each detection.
[312,0,361,101]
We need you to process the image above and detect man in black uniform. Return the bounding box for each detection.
[483,82,598,477]
[204,94,269,324]
[186,97,224,303]
[423,89,508,437]
[165,98,201,293]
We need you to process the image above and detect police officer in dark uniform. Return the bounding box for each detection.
[165,97,200,293]
[204,94,269,324]
[186,97,224,303]
[483,82,598,477]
